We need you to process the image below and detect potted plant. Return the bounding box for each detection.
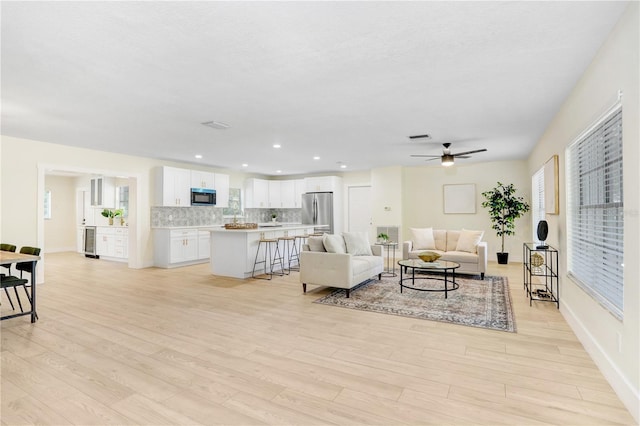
[377,232,389,243]
[114,209,124,225]
[481,182,530,264]
[271,213,277,223]
[101,208,115,225]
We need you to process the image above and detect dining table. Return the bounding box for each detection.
[1,250,40,323]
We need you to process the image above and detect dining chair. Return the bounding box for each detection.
[15,247,41,309]
[0,243,18,310]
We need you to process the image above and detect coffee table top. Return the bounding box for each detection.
[398,259,460,270]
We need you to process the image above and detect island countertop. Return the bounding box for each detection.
[200,224,320,234]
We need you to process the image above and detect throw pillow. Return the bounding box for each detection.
[307,235,326,252]
[455,229,484,253]
[322,234,347,254]
[410,227,436,250]
[342,232,373,256]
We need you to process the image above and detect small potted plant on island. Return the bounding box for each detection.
[271,213,277,223]
[481,182,530,264]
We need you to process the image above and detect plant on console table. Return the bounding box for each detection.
[101,208,124,226]
[271,213,277,223]
[481,182,530,264]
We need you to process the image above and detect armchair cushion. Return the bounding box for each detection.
[307,236,326,252]
[323,234,346,254]
[343,232,373,256]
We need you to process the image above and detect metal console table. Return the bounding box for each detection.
[523,243,559,308]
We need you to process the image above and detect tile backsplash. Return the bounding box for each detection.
[151,207,302,227]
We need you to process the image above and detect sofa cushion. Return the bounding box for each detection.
[323,234,346,254]
[441,250,481,264]
[410,227,435,250]
[446,230,460,252]
[307,236,326,252]
[343,232,373,256]
[456,229,484,253]
[433,229,447,251]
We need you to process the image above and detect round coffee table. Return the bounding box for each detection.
[397,259,460,299]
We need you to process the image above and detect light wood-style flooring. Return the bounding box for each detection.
[1,252,635,425]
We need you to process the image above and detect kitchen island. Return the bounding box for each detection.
[201,224,316,279]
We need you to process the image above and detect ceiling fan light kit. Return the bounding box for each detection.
[410,142,487,167]
[441,154,455,167]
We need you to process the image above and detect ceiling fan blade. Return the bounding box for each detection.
[456,155,471,159]
[452,148,487,157]
[424,157,440,162]
[410,154,440,158]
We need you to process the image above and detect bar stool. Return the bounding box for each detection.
[252,233,284,280]
[294,234,308,258]
[278,232,299,272]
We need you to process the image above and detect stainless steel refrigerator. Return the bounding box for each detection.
[301,192,334,234]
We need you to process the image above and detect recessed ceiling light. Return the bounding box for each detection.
[195,154,203,159]
[273,144,281,149]
[242,163,248,168]
[313,156,320,160]
[201,121,230,130]
[340,164,347,169]
[276,170,282,173]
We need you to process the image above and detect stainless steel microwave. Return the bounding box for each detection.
[191,188,216,206]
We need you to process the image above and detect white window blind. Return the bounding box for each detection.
[531,167,545,241]
[566,105,623,319]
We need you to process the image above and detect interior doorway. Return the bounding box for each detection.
[347,185,373,240]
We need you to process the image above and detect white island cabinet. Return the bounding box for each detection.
[154,228,211,268]
[203,225,315,279]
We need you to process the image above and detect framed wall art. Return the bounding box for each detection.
[443,183,476,214]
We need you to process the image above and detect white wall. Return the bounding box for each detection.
[0,135,249,272]
[402,160,531,262]
[43,175,76,252]
[527,3,639,420]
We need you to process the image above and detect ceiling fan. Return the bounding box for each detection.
[411,143,487,167]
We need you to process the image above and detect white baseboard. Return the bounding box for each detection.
[560,300,640,423]
[43,246,77,254]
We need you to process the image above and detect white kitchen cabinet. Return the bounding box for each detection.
[214,173,230,208]
[280,180,296,208]
[244,178,269,208]
[191,170,215,190]
[96,226,128,261]
[154,228,206,268]
[293,179,305,208]
[156,166,191,206]
[198,231,210,260]
[304,176,341,193]
[90,176,115,208]
[268,181,282,208]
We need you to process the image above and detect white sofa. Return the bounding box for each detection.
[300,234,384,298]
[403,229,487,279]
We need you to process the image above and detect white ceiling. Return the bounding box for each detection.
[1,1,628,176]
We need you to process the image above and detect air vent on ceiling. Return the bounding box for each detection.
[408,134,431,140]
[201,121,230,130]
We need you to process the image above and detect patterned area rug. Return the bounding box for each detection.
[314,274,516,332]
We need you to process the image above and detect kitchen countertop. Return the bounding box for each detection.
[201,224,314,233]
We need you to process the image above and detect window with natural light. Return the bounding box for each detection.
[566,104,624,319]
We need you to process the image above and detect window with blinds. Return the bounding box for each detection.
[566,105,623,319]
[531,167,545,242]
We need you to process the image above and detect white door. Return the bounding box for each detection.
[348,186,372,239]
